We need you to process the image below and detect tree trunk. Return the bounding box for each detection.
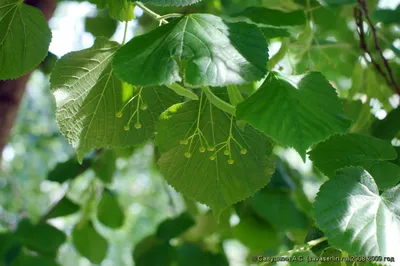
[0,0,56,160]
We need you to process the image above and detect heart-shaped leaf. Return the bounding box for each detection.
[156,98,275,217]
[51,37,180,162]
[113,14,268,87]
[237,72,352,158]
[309,133,400,190]
[314,167,400,258]
[0,0,52,80]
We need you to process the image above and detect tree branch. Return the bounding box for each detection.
[355,1,400,95]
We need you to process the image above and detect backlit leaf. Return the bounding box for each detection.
[314,167,400,259]
[113,14,268,87]
[156,98,275,217]
[51,37,180,162]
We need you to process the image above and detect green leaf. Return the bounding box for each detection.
[233,7,305,26]
[133,236,176,266]
[250,188,309,231]
[97,189,125,229]
[309,133,400,190]
[39,52,58,75]
[0,0,52,80]
[11,254,59,266]
[72,222,108,264]
[156,212,195,241]
[372,6,400,25]
[237,72,352,159]
[46,197,80,219]
[156,99,275,217]
[177,243,228,266]
[232,215,279,251]
[372,107,400,141]
[107,0,135,21]
[0,233,20,263]
[14,219,66,258]
[51,37,180,162]
[259,26,291,39]
[113,14,268,87]
[85,12,118,38]
[47,157,91,183]
[139,0,204,6]
[314,167,400,258]
[93,150,116,183]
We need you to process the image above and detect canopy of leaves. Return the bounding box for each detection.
[2,0,400,264]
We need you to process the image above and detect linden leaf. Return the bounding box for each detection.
[0,0,52,80]
[156,98,275,218]
[113,14,268,87]
[50,38,180,162]
[314,167,400,260]
[237,72,352,159]
[309,133,400,190]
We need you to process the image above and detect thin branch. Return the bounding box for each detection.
[354,8,389,83]
[355,1,400,94]
[135,2,168,24]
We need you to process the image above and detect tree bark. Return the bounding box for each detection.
[0,0,56,159]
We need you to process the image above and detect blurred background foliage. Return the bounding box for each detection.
[1,0,399,265]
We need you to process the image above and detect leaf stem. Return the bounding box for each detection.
[135,2,168,24]
[227,85,243,106]
[268,39,290,71]
[202,86,235,116]
[158,13,183,20]
[122,21,129,44]
[166,83,199,100]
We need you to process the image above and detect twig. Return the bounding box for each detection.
[355,1,400,94]
[135,2,168,24]
[354,8,388,83]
